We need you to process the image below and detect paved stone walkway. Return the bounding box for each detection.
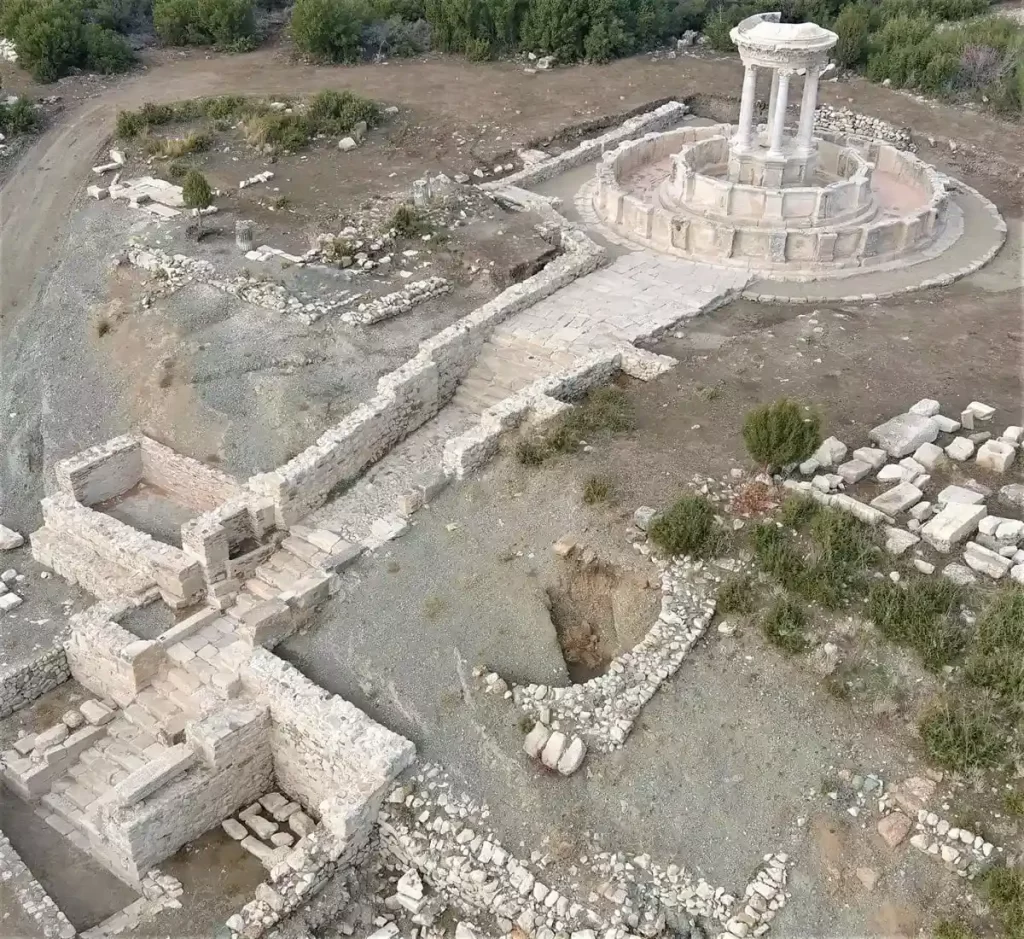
[309,250,748,544]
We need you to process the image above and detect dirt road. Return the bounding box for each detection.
[2,47,1023,331]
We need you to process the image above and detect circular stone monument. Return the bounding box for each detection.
[587,12,1005,289]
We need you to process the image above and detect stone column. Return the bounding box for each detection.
[767,71,791,157]
[765,70,780,138]
[795,66,820,153]
[734,64,758,153]
[235,219,254,252]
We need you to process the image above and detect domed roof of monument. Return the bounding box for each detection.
[731,12,838,54]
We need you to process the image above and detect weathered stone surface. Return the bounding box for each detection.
[540,730,567,769]
[870,483,922,516]
[556,737,587,775]
[869,413,938,458]
[884,527,920,557]
[837,459,872,484]
[853,447,887,469]
[0,525,24,550]
[80,699,115,725]
[908,399,940,417]
[945,437,974,461]
[877,812,912,848]
[1000,484,1024,509]
[964,541,1012,580]
[222,818,248,840]
[937,485,985,506]
[523,723,550,759]
[813,436,847,468]
[913,442,946,471]
[922,504,987,552]
[976,439,1016,473]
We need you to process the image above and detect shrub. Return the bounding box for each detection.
[833,2,870,68]
[182,169,213,212]
[0,97,39,134]
[753,522,804,590]
[90,0,154,33]
[82,22,136,73]
[648,494,724,558]
[717,573,755,615]
[742,399,821,471]
[361,14,431,57]
[12,0,84,83]
[244,112,311,149]
[778,494,818,530]
[868,578,966,670]
[153,0,256,48]
[291,0,368,62]
[0,0,36,38]
[919,697,1010,773]
[306,88,380,133]
[762,596,809,654]
[516,438,547,465]
[142,129,212,157]
[702,7,736,52]
[116,108,146,137]
[389,202,430,237]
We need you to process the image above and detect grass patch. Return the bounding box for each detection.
[516,386,634,465]
[648,494,725,559]
[717,574,755,615]
[868,578,967,671]
[1003,789,1024,818]
[141,129,212,159]
[985,865,1024,938]
[754,508,877,610]
[964,587,1024,700]
[115,90,381,151]
[934,921,978,939]
[778,493,819,529]
[422,594,447,621]
[919,696,1011,773]
[581,475,612,505]
[762,596,810,654]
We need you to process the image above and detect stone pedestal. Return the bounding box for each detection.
[235,220,255,253]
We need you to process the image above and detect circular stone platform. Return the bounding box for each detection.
[570,11,1007,303]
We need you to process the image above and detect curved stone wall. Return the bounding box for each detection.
[593,126,950,272]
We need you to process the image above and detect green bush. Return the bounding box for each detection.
[290,0,368,62]
[12,0,85,82]
[833,2,869,68]
[306,88,380,133]
[0,0,36,37]
[0,97,39,134]
[762,595,809,653]
[182,169,213,212]
[717,573,755,615]
[702,6,736,51]
[648,494,724,558]
[389,202,430,236]
[582,475,612,504]
[153,0,256,48]
[985,865,1024,938]
[82,22,136,73]
[89,0,154,33]
[742,399,821,471]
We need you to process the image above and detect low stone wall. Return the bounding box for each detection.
[89,705,274,886]
[247,227,603,527]
[594,127,950,272]
[64,601,163,707]
[478,100,688,192]
[0,828,76,939]
[181,495,279,592]
[0,643,71,719]
[139,435,245,511]
[241,650,415,817]
[40,493,205,608]
[54,434,142,506]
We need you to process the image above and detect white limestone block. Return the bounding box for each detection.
[922,504,987,553]
[870,483,922,516]
[934,415,960,433]
[913,442,946,471]
[965,401,995,422]
[869,413,939,458]
[976,439,1015,473]
[1002,426,1023,445]
[885,527,920,557]
[0,525,23,550]
[523,722,550,759]
[837,459,872,484]
[945,437,974,461]
[963,542,1011,580]
[813,436,848,468]
[853,447,887,470]
[937,485,986,506]
[909,399,940,417]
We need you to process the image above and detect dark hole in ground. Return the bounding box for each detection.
[545,550,659,683]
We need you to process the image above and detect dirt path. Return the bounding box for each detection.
[3,47,1022,330]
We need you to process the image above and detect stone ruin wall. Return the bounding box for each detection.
[240,649,416,816]
[0,643,70,719]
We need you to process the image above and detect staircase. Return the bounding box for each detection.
[449,334,576,418]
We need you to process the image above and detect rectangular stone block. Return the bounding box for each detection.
[922,504,987,553]
[108,742,196,809]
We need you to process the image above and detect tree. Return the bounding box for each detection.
[290,0,368,62]
[833,3,870,69]
[182,169,213,231]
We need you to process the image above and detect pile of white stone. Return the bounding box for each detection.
[126,245,360,324]
[0,37,16,62]
[341,277,451,325]
[813,103,914,151]
[491,535,718,754]
[788,398,1023,586]
[521,723,587,775]
[222,790,317,869]
[0,567,25,614]
[239,171,275,190]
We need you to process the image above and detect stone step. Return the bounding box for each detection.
[242,576,278,602]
